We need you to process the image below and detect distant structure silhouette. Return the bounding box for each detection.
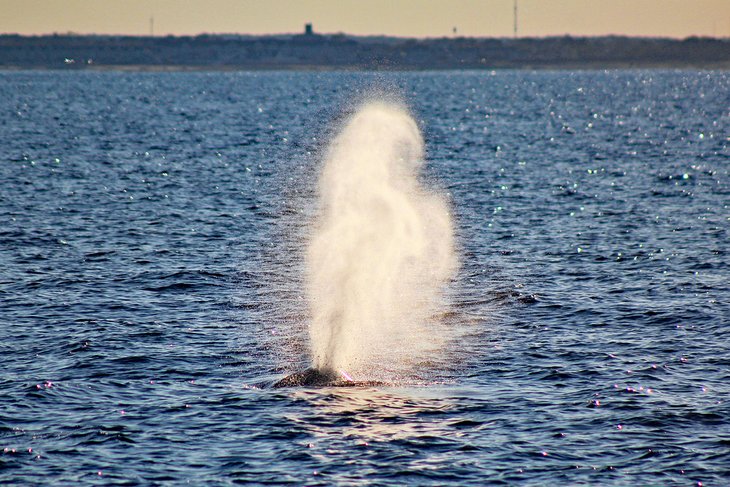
[304,23,313,36]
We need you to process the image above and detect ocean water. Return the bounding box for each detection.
[1,70,728,485]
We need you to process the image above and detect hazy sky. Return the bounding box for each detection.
[2,0,729,38]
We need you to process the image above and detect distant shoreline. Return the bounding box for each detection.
[2,33,729,71]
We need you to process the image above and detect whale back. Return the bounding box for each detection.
[272,368,387,388]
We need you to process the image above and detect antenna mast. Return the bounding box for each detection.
[513,0,518,38]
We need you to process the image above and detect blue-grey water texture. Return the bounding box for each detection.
[1,70,729,485]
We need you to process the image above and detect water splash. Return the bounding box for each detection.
[307,100,458,381]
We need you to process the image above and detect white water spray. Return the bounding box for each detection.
[307,100,457,380]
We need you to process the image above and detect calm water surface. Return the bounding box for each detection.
[1,70,729,485]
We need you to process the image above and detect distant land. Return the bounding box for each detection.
[1,31,729,70]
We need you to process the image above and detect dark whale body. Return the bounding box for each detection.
[272,368,387,388]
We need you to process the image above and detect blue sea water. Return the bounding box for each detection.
[1,70,728,485]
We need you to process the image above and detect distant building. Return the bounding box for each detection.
[304,23,313,36]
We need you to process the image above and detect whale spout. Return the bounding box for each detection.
[272,368,386,388]
[305,101,457,378]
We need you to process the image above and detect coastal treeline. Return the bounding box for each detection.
[1,33,728,69]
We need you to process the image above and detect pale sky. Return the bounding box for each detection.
[2,0,729,38]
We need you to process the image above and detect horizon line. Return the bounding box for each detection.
[2,31,729,41]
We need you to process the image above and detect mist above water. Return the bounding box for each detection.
[307,100,458,380]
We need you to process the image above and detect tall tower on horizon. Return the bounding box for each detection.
[513,0,518,38]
